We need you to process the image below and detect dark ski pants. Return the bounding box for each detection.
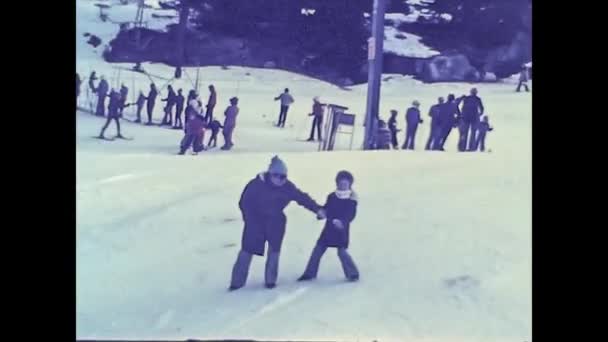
[100,116,121,136]
[458,120,478,151]
[301,244,359,279]
[390,129,399,149]
[162,106,173,125]
[136,104,144,122]
[205,105,215,123]
[230,247,281,288]
[146,103,155,124]
[277,105,289,127]
[308,116,323,140]
[475,132,487,151]
[516,81,530,92]
[402,125,418,150]
[222,125,235,148]
[180,133,204,153]
[425,124,441,150]
[438,125,453,150]
[174,108,183,127]
[208,131,219,147]
[96,95,107,116]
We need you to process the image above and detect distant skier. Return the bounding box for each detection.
[118,84,128,116]
[173,88,185,129]
[375,120,392,150]
[402,100,423,150]
[161,85,177,126]
[205,85,217,123]
[458,88,484,151]
[274,88,295,128]
[95,76,109,117]
[229,156,326,291]
[437,94,460,151]
[221,97,240,150]
[178,112,206,155]
[516,65,530,92]
[98,89,126,139]
[306,97,325,142]
[207,119,223,148]
[298,170,359,282]
[425,97,444,151]
[387,110,400,149]
[134,91,146,123]
[474,116,494,152]
[146,83,158,125]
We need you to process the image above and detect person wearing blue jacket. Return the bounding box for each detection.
[298,170,360,282]
[402,100,423,150]
[229,156,326,291]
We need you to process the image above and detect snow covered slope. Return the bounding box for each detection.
[77,1,532,341]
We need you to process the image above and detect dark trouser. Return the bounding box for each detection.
[174,107,183,127]
[99,116,121,136]
[147,103,155,123]
[425,124,440,150]
[136,104,143,122]
[308,116,323,140]
[301,244,359,279]
[162,106,173,125]
[222,125,235,148]
[96,95,106,116]
[475,132,487,151]
[208,131,219,147]
[230,246,281,288]
[458,120,478,151]
[205,105,214,123]
[180,133,204,153]
[403,124,418,150]
[278,105,289,127]
[438,125,452,150]
[390,129,398,149]
[516,81,530,92]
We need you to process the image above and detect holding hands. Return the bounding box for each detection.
[316,208,327,220]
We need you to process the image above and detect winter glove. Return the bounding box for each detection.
[316,209,327,220]
[332,219,344,229]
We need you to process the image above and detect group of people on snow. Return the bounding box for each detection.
[376,88,493,152]
[230,156,359,291]
[78,71,240,151]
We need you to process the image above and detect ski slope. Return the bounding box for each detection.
[76,1,532,341]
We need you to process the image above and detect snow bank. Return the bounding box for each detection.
[384,26,440,58]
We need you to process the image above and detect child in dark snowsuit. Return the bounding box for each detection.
[474,116,493,152]
[375,120,392,150]
[387,110,400,149]
[403,100,423,150]
[298,170,359,282]
[207,119,224,148]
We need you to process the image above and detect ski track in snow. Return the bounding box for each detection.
[98,173,135,184]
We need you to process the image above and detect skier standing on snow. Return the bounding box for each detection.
[95,76,109,117]
[178,112,206,155]
[437,94,460,151]
[474,116,493,152]
[425,97,444,151]
[206,119,223,148]
[274,88,295,128]
[134,91,146,123]
[98,89,126,139]
[145,83,158,125]
[307,97,325,142]
[205,85,217,124]
[221,97,239,150]
[516,65,530,92]
[229,156,326,291]
[298,170,359,282]
[161,85,177,126]
[174,88,185,129]
[458,88,484,151]
[388,110,400,150]
[402,100,423,150]
[118,84,128,117]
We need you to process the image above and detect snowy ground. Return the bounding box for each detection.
[77,1,532,341]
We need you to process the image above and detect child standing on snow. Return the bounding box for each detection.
[375,120,392,150]
[474,115,494,152]
[298,171,360,282]
[207,119,224,148]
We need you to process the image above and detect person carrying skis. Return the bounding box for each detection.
[178,112,206,155]
[220,97,239,150]
[274,88,295,128]
[174,88,185,129]
[387,110,400,150]
[298,170,359,282]
[95,76,109,117]
[229,156,326,291]
[146,83,158,125]
[425,97,444,150]
[161,85,177,126]
[403,100,423,150]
